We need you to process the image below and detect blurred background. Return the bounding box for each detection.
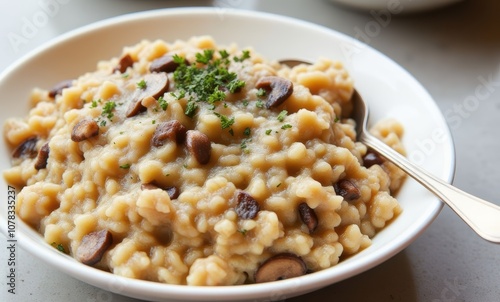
[1,0,499,301]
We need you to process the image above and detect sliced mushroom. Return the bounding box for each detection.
[126,73,169,117]
[113,53,134,74]
[141,183,180,200]
[255,253,307,283]
[363,150,384,168]
[34,142,50,170]
[334,179,361,201]
[236,191,260,220]
[298,202,318,233]
[186,130,211,165]
[71,119,99,142]
[48,79,73,98]
[149,55,184,73]
[255,76,293,108]
[151,120,187,147]
[76,229,113,266]
[12,137,38,159]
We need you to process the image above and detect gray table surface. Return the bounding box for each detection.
[1,0,499,301]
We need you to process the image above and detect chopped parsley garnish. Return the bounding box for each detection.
[91,99,99,108]
[172,50,247,117]
[255,100,265,108]
[152,120,156,124]
[265,129,272,135]
[136,79,147,89]
[219,50,230,59]
[334,116,340,123]
[277,110,288,122]
[51,242,66,253]
[214,112,235,129]
[102,101,117,120]
[256,88,267,97]
[185,101,198,118]
[243,127,251,136]
[281,124,292,129]
[242,99,249,106]
[237,229,248,236]
[119,163,131,169]
[234,50,251,62]
[195,49,214,64]
[158,96,168,111]
[240,138,250,150]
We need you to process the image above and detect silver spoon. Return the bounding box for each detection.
[280,59,500,243]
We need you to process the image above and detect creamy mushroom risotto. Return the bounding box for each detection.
[3,36,406,285]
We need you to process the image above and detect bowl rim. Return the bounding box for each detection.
[0,7,456,301]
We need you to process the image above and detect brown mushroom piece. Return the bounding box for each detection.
[141,183,180,200]
[255,253,307,283]
[71,119,99,142]
[126,72,169,117]
[298,202,318,233]
[236,191,260,220]
[113,53,134,74]
[334,179,361,201]
[186,130,212,165]
[48,79,73,98]
[149,55,184,73]
[255,76,294,108]
[151,120,187,147]
[363,150,384,168]
[76,229,113,266]
[12,137,38,159]
[34,142,50,170]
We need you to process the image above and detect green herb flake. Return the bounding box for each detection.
[121,73,129,78]
[234,50,251,62]
[242,99,249,106]
[99,120,107,127]
[172,54,185,65]
[152,120,156,124]
[158,96,168,111]
[237,229,248,236]
[51,242,66,253]
[240,138,251,150]
[137,79,147,89]
[102,101,117,120]
[196,49,214,64]
[120,163,131,169]
[214,112,235,129]
[334,116,340,123]
[281,124,292,130]
[255,100,265,108]
[256,88,267,97]
[277,110,288,122]
[185,101,198,118]
[265,129,272,135]
[243,127,251,136]
[91,99,98,108]
[219,50,230,59]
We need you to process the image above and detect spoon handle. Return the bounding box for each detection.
[361,132,500,243]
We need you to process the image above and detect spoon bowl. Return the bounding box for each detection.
[281,59,500,243]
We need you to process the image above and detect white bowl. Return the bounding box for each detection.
[330,0,464,13]
[0,7,454,302]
